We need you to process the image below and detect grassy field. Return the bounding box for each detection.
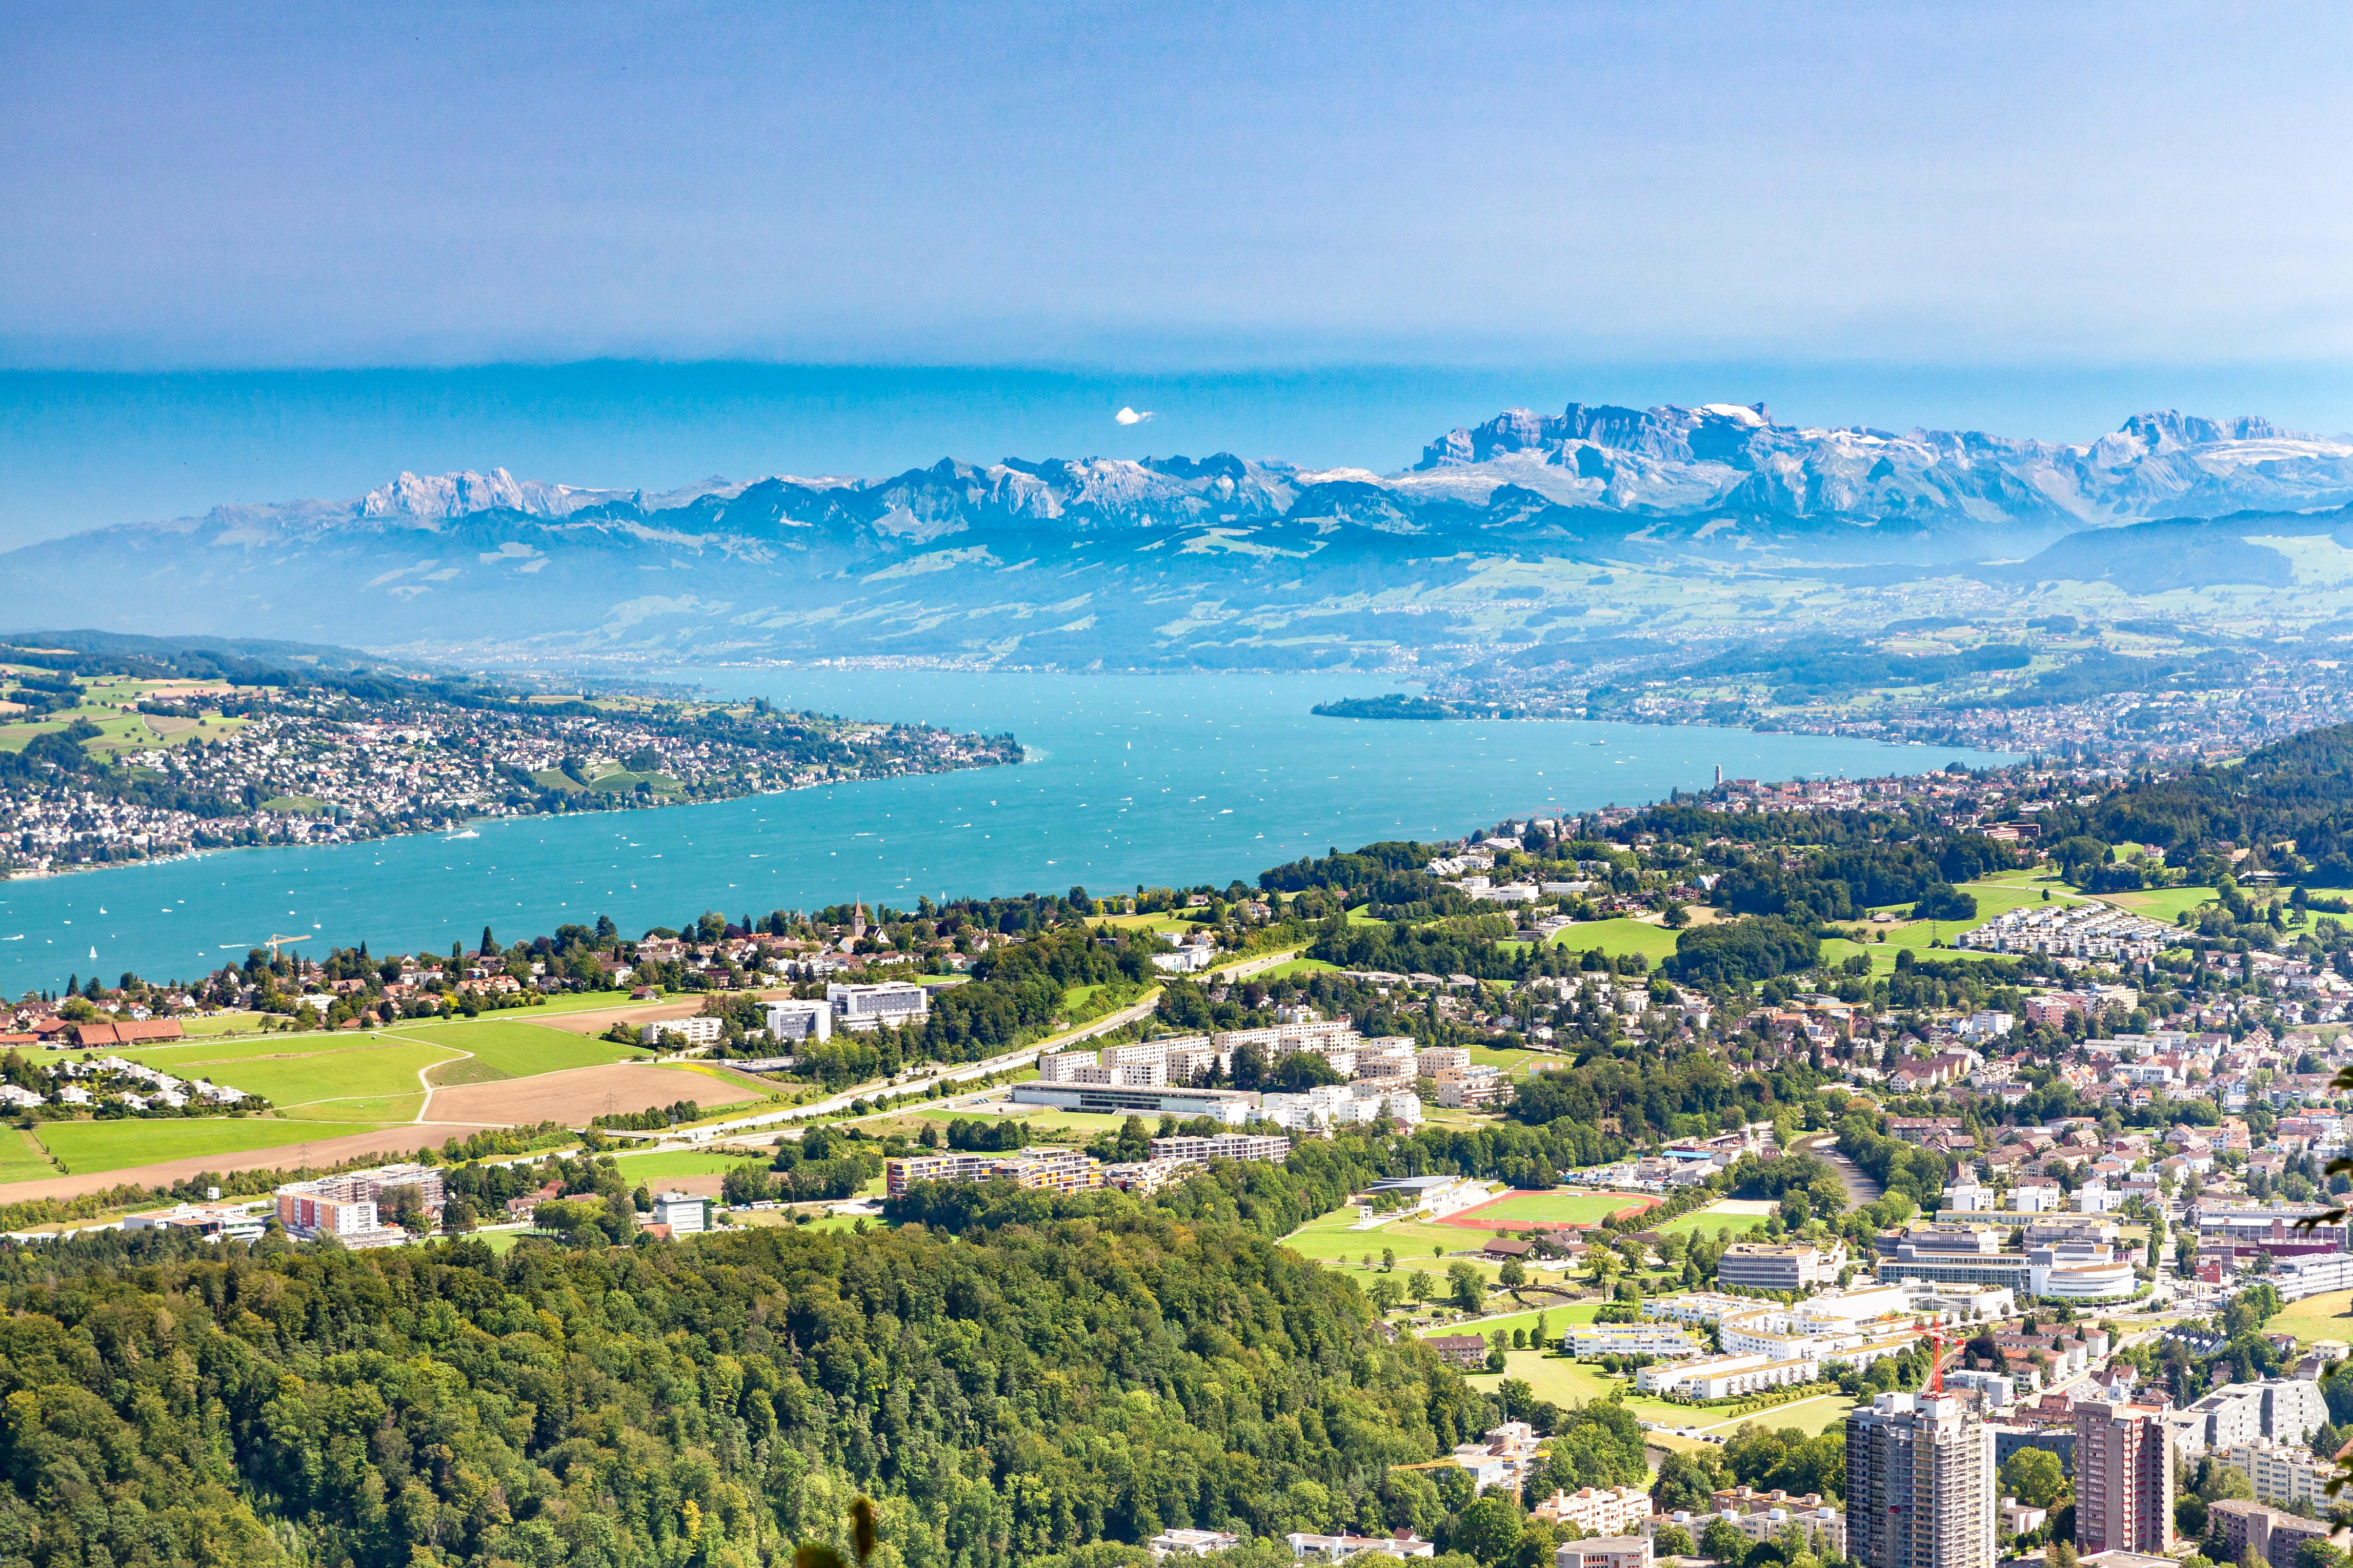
[380,1019,642,1082]
[1462,1349,1856,1443]
[2265,1289,2353,1346]
[1254,958,1341,980]
[116,1032,390,1068]
[179,1039,458,1111]
[1459,1189,1653,1226]
[607,1148,775,1180]
[1647,1204,1769,1241]
[1547,920,1683,962]
[1279,1204,1563,1288]
[1652,1197,1778,1240]
[2101,885,2218,923]
[35,1116,389,1175]
[1435,1302,1606,1341]
[1820,878,2088,974]
[0,1127,58,1182]
[179,1012,270,1036]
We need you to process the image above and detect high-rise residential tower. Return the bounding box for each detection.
[2073,1398,2174,1556]
[1847,1391,1997,1568]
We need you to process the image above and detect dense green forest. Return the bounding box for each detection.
[2036,724,2353,882]
[0,1214,1492,1568]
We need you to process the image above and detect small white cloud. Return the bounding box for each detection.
[1115,406,1153,425]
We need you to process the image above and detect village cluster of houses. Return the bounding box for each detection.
[0,683,1004,874]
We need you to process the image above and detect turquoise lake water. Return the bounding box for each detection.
[0,670,2010,992]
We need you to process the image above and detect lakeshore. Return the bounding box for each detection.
[0,669,2011,994]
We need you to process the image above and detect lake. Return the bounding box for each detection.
[0,669,2011,992]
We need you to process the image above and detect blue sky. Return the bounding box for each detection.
[5,3,2353,540]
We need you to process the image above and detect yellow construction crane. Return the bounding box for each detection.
[263,933,309,959]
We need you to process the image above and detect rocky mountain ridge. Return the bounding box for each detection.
[10,402,2353,667]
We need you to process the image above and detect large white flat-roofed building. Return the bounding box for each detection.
[1637,1353,1821,1399]
[828,981,929,1031]
[1563,1323,1700,1359]
[1555,1536,1651,1568]
[1012,1081,1257,1123]
[653,1191,707,1234]
[652,1015,722,1048]
[765,997,831,1043]
[1149,1529,1243,1558]
[1716,1241,1846,1293]
[123,1203,265,1243]
[885,1149,1105,1199]
[1151,1132,1291,1164]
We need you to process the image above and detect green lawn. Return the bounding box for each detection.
[1436,1302,1606,1341]
[1254,958,1341,980]
[1279,1205,1563,1288]
[114,1032,374,1067]
[379,1019,643,1082]
[1461,1349,1856,1443]
[165,1040,459,1111]
[499,988,643,1015]
[2266,1289,2353,1346]
[1652,1198,1778,1240]
[607,1149,775,1180]
[33,1116,393,1176]
[179,1012,269,1036]
[1824,878,2089,974]
[1547,919,1683,962]
[0,1127,58,1182]
[1461,1189,1654,1226]
[2101,885,2218,923]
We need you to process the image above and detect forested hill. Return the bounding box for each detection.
[0,1215,1485,1568]
[2038,723,2353,883]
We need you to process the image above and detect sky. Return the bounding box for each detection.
[5,2,2353,541]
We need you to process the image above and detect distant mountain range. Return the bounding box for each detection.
[12,402,2353,667]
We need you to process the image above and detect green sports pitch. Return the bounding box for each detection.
[1454,1189,1656,1226]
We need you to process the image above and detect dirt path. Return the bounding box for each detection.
[414,1042,472,1122]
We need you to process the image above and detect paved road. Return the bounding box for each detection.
[1794,1132,1883,1205]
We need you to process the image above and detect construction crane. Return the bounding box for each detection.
[1919,1317,1947,1394]
[263,933,310,960]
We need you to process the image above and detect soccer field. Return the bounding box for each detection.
[1456,1189,1654,1226]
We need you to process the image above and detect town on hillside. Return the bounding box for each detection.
[0,641,1018,873]
[13,724,2353,1568]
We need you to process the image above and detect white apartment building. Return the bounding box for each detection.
[2217,1437,2335,1510]
[1531,1485,1653,1537]
[764,997,831,1042]
[653,1192,706,1234]
[1637,1353,1822,1400]
[1258,1082,1422,1132]
[653,1015,723,1047]
[1563,1323,1701,1359]
[827,980,929,1031]
[1150,1132,1291,1164]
